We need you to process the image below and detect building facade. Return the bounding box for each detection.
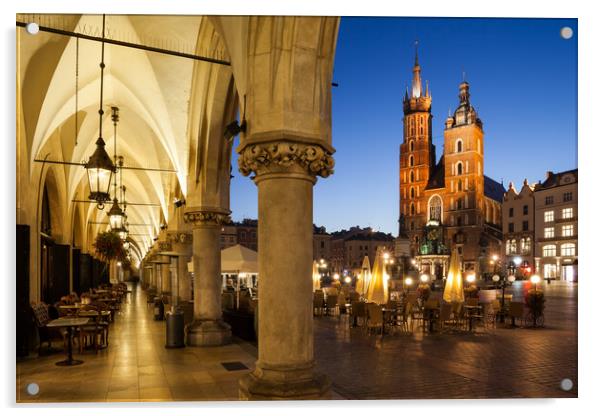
[502,180,535,277]
[329,227,394,274]
[399,49,504,276]
[534,169,578,281]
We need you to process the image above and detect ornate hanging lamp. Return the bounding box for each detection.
[107,107,126,230]
[85,14,115,209]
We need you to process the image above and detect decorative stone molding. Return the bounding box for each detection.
[183,209,231,227]
[158,241,172,252]
[166,232,193,245]
[238,141,334,179]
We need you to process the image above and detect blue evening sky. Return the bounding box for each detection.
[230,17,577,235]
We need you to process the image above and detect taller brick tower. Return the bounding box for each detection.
[400,44,435,254]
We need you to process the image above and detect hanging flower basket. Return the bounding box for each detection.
[93,230,127,263]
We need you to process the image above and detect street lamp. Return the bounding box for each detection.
[530,274,541,291]
[420,273,430,283]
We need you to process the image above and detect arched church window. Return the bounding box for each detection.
[458,180,462,191]
[410,203,415,215]
[457,162,463,175]
[428,195,442,223]
[409,155,414,167]
[410,140,415,152]
[410,187,415,198]
[410,171,415,182]
[456,139,463,153]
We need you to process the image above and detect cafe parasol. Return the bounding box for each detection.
[366,248,388,304]
[443,248,464,303]
[356,255,372,296]
[312,260,321,291]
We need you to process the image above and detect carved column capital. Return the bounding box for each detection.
[238,140,334,180]
[183,207,231,228]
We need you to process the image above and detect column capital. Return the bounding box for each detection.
[183,207,231,228]
[238,139,334,180]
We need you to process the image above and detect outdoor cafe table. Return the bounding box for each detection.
[58,304,83,313]
[464,305,482,332]
[45,317,89,366]
[381,308,397,334]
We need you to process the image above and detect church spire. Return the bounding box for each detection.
[411,40,422,98]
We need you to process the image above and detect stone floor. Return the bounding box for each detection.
[16,281,577,402]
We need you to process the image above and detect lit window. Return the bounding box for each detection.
[543,245,556,257]
[509,239,517,254]
[562,208,573,219]
[561,224,574,237]
[522,237,531,254]
[560,243,576,256]
[544,227,554,238]
[544,211,554,222]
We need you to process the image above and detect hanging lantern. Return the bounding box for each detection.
[118,226,128,241]
[85,137,115,208]
[84,15,114,209]
[107,198,126,230]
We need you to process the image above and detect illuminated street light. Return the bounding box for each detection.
[513,257,522,266]
[508,274,516,283]
[405,277,413,286]
[344,276,351,284]
[420,273,429,283]
[530,274,541,290]
[333,273,340,281]
[466,274,476,283]
[492,274,500,282]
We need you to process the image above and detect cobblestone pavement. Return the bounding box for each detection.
[315,282,577,400]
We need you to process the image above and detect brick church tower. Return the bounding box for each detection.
[399,46,504,275]
[399,45,435,250]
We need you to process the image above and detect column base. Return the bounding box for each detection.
[185,319,231,346]
[238,362,331,400]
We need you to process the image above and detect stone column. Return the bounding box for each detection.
[161,257,171,295]
[237,141,334,400]
[183,209,231,346]
[178,254,192,302]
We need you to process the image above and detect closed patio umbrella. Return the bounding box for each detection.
[356,255,372,296]
[366,248,388,305]
[312,261,321,291]
[443,248,464,303]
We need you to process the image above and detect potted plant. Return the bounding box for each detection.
[524,288,545,327]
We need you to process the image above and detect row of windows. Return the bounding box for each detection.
[544,192,573,205]
[544,208,574,222]
[509,205,529,217]
[506,237,532,255]
[543,243,576,257]
[543,224,574,238]
[507,220,530,233]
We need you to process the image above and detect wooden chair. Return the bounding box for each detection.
[350,301,366,327]
[438,303,454,332]
[399,300,415,333]
[366,303,384,335]
[31,303,65,354]
[509,302,525,327]
[325,294,339,316]
[451,301,466,330]
[77,305,108,353]
[313,292,325,316]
